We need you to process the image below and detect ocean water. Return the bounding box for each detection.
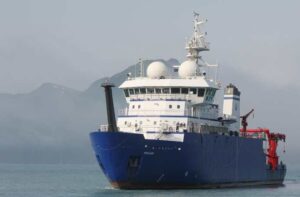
[0,164,299,197]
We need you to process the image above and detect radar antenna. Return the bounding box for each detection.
[186,12,210,62]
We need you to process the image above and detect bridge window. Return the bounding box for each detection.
[206,88,211,95]
[198,88,205,97]
[169,105,172,109]
[163,88,170,94]
[181,88,188,94]
[171,88,180,94]
[155,88,162,94]
[147,88,154,94]
[140,88,146,94]
[132,105,135,109]
[124,89,129,97]
[204,88,217,102]
[177,105,180,109]
[207,88,216,96]
[138,105,141,109]
[134,88,140,94]
[211,89,216,97]
[124,87,210,97]
[190,88,197,94]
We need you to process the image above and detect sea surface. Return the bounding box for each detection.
[0,164,299,197]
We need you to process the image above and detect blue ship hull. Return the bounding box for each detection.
[89,131,286,189]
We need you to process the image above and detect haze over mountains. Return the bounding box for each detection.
[0,59,177,163]
[0,59,299,166]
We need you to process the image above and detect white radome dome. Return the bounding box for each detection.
[178,60,199,78]
[146,61,168,79]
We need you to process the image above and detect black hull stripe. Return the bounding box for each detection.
[111,180,284,190]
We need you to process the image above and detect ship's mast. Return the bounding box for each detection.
[139,58,144,77]
[186,12,210,63]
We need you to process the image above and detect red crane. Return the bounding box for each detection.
[243,128,286,170]
[240,109,286,170]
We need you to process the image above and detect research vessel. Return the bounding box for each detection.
[90,13,286,189]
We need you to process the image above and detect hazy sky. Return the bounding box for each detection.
[0,0,299,93]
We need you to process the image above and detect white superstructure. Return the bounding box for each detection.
[223,84,241,131]
[109,13,240,141]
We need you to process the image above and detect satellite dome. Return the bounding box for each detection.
[178,60,199,78]
[147,61,168,79]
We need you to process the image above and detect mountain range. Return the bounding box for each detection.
[0,59,179,163]
[0,58,299,166]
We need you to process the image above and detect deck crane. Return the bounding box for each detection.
[240,109,286,170]
[240,109,254,132]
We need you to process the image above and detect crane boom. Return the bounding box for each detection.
[240,109,254,132]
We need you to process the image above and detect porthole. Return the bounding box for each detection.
[169,105,172,109]
[177,105,180,109]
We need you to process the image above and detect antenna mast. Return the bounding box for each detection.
[186,12,210,63]
[139,58,144,77]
